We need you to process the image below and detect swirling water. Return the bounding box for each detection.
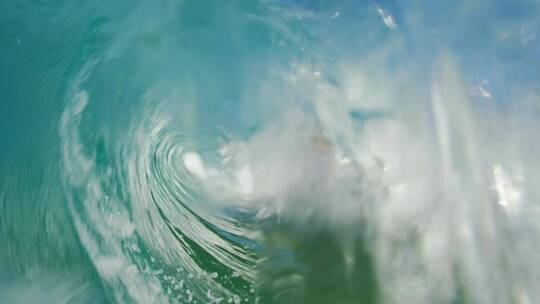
[1,1,540,303]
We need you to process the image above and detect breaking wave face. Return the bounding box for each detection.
[1,0,540,303]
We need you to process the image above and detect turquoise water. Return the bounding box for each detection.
[1,1,540,303]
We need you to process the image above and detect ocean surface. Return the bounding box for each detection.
[1,1,540,303]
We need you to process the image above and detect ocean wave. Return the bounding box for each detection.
[1,1,540,303]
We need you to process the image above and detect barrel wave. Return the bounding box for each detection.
[1,1,540,304]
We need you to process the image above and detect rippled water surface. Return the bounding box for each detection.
[1,1,540,303]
